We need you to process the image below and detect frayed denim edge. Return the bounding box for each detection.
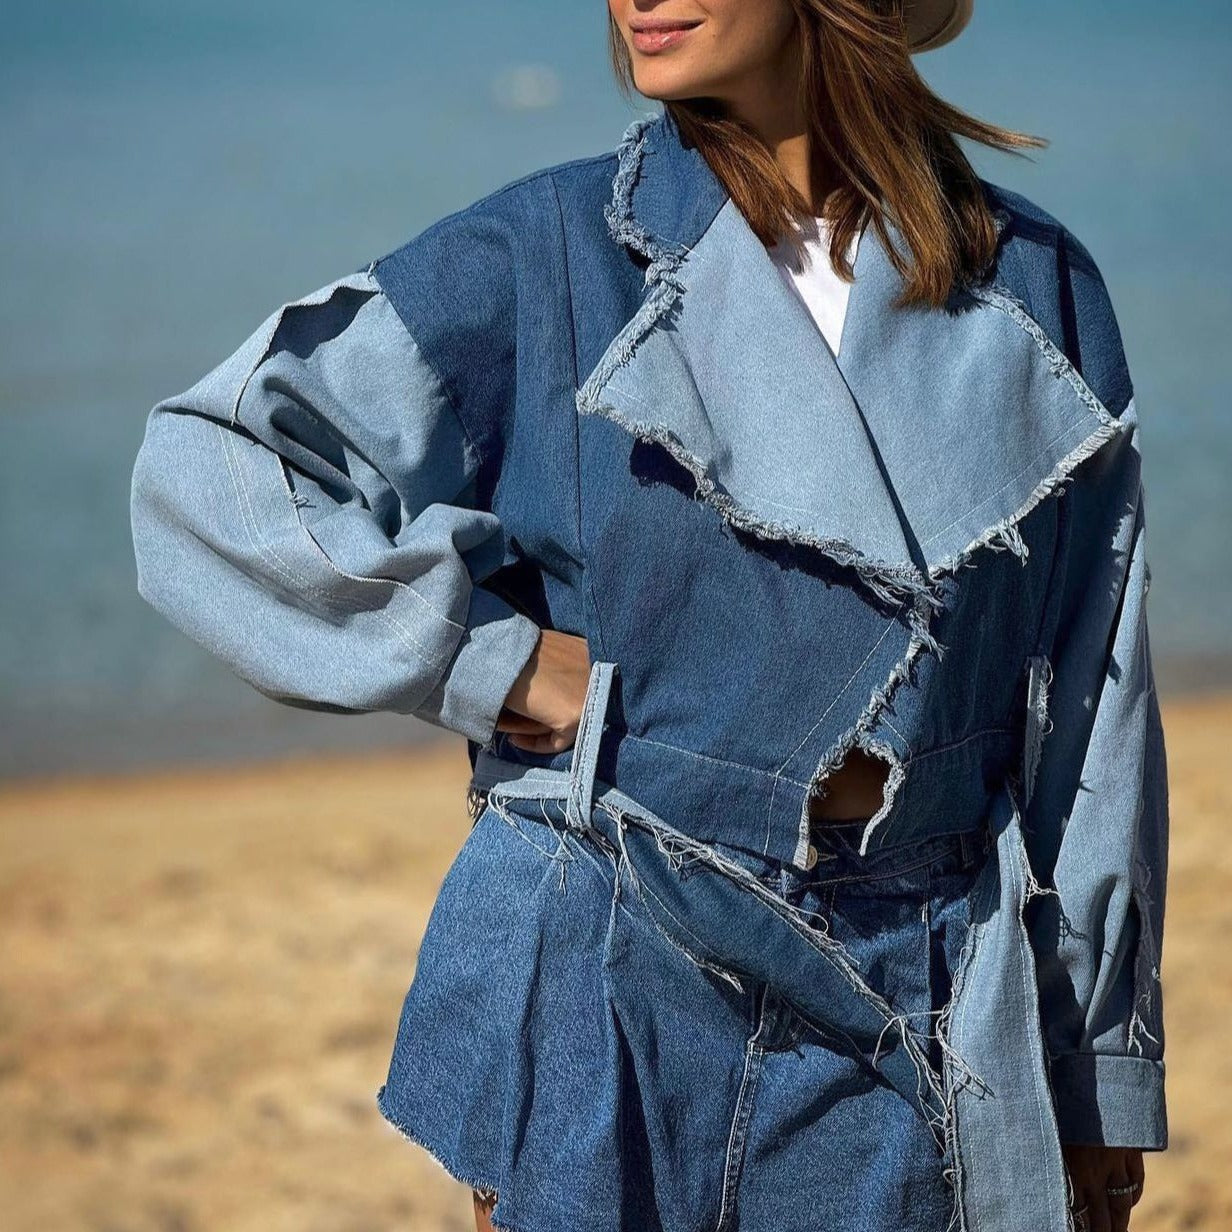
[934,842,996,1232]
[803,595,935,866]
[375,1085,519,1231]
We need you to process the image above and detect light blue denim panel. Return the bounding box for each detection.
[1018,409,1170,1149]
[129,269,541,745]
[945,784,1076,1232]
[836,224,1126,580]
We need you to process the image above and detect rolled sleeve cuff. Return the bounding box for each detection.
[414,585,541,746]
[1049,1052,1168,1150]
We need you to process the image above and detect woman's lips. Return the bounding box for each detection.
[629,21,702,54]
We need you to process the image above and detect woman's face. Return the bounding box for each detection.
[608,1,799,104]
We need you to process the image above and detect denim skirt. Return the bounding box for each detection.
[376,780,992,1232]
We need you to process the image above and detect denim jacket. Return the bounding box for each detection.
[130,106,1169,1230]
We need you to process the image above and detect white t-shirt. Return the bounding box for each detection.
[765,216,862,358]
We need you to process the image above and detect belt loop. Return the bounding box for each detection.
[959,827,974,868]
[564,660,617,832]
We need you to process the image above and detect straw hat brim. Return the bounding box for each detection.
[905,0,975,52]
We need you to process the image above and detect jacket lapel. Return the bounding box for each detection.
[583,192,919,586]
[835,218,1125,575]
[580,108,1127,608]
[581,111,926,608]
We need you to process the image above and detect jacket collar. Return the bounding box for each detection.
[590,108,1124,628]
[606,108,729,268]
[607,106,1010,277]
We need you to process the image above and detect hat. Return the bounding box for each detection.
[905,0,974,52]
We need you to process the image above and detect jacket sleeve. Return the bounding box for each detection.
[129,267,542,746]
[1019,236,1170,1150]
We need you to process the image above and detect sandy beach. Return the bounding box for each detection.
[1,693,1228,1232]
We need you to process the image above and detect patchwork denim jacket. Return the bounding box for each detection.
[130,105,1169,1230]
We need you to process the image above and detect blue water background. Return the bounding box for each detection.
[1,2,1228,777]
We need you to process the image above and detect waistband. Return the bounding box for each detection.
[470,660,992,875]
[804,814,990,880]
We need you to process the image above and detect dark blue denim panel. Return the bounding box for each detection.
[733,1006,957,1232]
[380,784,994,1232]
[379,798,761,1232]
[983,181,1134,420]
[877,497,1060,760]
[446,790,992,1232]
[372,167,599,644]
[603,818,959,1130]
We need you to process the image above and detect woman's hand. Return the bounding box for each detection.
[1062,1143,1145,1232]
[494,628,592,754]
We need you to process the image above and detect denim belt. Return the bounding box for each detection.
[472,659,991,886]
[469,659,621,827]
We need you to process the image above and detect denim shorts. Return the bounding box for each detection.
[377,782,991,1232]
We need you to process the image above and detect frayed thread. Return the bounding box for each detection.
[1127,855,1164,1057]
[483,777,630,899]
[927,412,1127,582]
[1022,654,1054,808]
[478,785,581,892]
[585,395,948,614]
[603,113,690,287]
[1127,974,1163,1057]
[606,808,749,994]
[1015,820,1065,910]
[970,284,1125,431]
[375,1090,506,1220]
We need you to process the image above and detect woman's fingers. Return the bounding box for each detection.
[1063,1145,1145,1232]
[473,1189,498,1232]
[1105,1172,1134,1232]
[504,727,579,754]
[1083,1183,1113,1232]
[494,709,553,735]
[1127,1149,1146,1206]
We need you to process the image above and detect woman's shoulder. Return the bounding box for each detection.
[977,177,1133,418]
[354,147,621,461]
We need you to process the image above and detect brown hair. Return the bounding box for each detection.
[608,0,1046,307]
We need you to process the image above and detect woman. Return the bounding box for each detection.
[129,2,1170,1230]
